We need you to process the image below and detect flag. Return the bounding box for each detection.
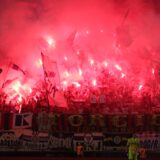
[0,63,10,88]
[12,112,33,129]
[67,30,77,47]
[53,91,68,108]
[41,52,60,86]
[11,63,25,75]
[0,61,25,88]
[48,90,68,108]
[2,77,18,88]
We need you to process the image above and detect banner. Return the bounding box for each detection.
[0,131,19,151]
[73,133,103,151]
[136,133,160,152]
[48,133,73,150]
[17,132,72,152]
[0,130,159,153]
[0,113,159,132]
[103,133,132,152]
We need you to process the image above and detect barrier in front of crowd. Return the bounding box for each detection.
[0,112,159,153]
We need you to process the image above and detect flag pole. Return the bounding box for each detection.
[121,9,130,26]
[41,52,50,112]
[1,61,12,89]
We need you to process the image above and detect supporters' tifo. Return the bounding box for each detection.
[0,0,160,114]
[0,50,160,114]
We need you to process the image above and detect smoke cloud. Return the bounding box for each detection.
[0,0,160,77]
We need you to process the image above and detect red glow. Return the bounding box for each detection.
[103,61,108,67]
[12,80,21,92]
[115,64,122,71]
[36,59,42,68]
[121,73,125,78]
[62,80,68,85]
[92,79,97,86]
[62,80,68,89]
[29,88,32,93]
[77,50,80,55]
[89,59,94,66]
[65,71,70,77]
[46,37,55,47]
[152,68,155,75]
[19,104,22,114]
[86,30,89,35]
[62,80,68,90]
[100,29,104,33]
[78,68,82,76]
[72,81,81,88]
[64,56,68,61]
[18,95,22,102]
[138,85,143,91]
[1,0,160,114]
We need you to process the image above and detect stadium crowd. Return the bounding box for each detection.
[0,66,160,115]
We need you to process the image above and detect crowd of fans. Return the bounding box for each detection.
[64,82,160,114]
[0,66,160,114]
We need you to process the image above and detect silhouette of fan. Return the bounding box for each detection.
[0,68,2,74]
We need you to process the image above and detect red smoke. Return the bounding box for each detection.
[0,0,160,103]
